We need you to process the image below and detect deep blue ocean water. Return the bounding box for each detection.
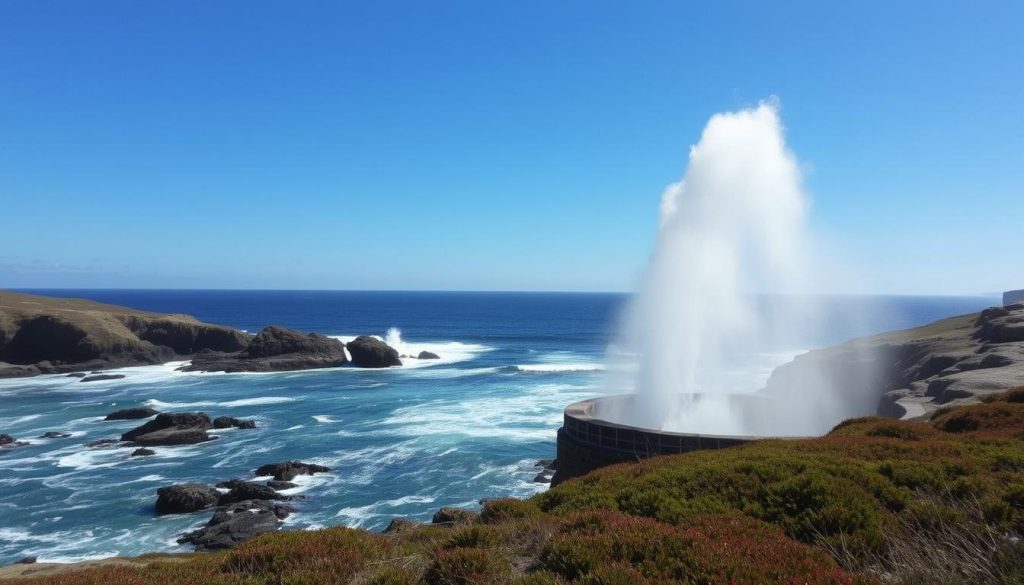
[0,290,998,563]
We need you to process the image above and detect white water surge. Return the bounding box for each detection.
[613,101,854,435]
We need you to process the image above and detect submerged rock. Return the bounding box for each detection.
[105,407,160,421]
[254,460,330,482]
[218,480,291,505]
[81,374,125,383]
[178,500,294,551]
[85,438,120,448]
[156,483,220,515]
[213,416,256,429]
[347,336,402,368]
[0,434,17,446]
[40,431,71,439]
[122,412,214,446]
[131,447,156,457]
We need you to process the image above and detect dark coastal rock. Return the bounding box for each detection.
[40,431,71,439]
[383,518,419,534]
[254,460,330,482]
[533,459,557,483]
[417,350,440,360]
[431,507,478,525]
[105,407,160,421]
[65,372,86,378]
[131,447,156,457]
[155,483,220,515]
[185,326,349,373]
[218,481,290,505]
[347,336,402,368]
[80,374,125,383]
[14,556,37,565]
[178,500,294,551]
[85,438,120,448]
[122,412,214,446]
[213,416,256,429]
[267,480,297,490]
[0,290,253,380]
[0,434,17,446]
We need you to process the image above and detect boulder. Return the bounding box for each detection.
[178,500,294,551]
[0,434,16,446]
[254,460,330,482]
[347,336,402,368]
[40,431,71,439]
[382,518,419,534]
[105,407,160,421]
[85,438,120,448]
[213,416,256,429]
[155,483,220,515]
[431,507,478,525]
[131,447,156,457]
[122,412,214,446]
[14,556,37,565]
[185,326,349,373]
[417,351,440,360]
[218,480,290,505]
[81,374,125,383]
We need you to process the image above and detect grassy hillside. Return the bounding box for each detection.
[8,390,1024,585]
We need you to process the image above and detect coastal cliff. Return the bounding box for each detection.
[762,302,1024,420]
[0,291,251,378]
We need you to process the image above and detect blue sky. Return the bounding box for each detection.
[1,1,1021,294]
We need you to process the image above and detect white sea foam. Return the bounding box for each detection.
[514,363,605,373]
[144,396,296,409]
[312,415,341,423]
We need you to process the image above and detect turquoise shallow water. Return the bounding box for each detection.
[0,290,998,563]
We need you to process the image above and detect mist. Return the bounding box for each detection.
[606,101,877,436]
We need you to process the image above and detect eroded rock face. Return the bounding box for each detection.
[185,326,349,373]
[155,483,220,515]
[177,500,294,551]
[347,336,402,368]
[254,461,330,482]
[762,303,1024,422]
[105,407,159,421]
[122,412,214,446]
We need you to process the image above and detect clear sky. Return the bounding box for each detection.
[1,1,1021,294]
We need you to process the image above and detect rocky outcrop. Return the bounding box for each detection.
[762,303,1024,421]
[178,500,294,551]
[383,518,419,534]
[213,416,256,429]
[184,326,348,373]
[0,434,22,447]
[0,291,251,378]
[347,336,402,368]
[431,507,478,525]
[254,461,330,482]
[121,412,214,446]
[417,351,440,360]
[131,448,155,457]
[105,407,159,421]
[155,483,220,515]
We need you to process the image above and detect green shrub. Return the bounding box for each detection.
[423,547,512,585]
[444,525,500,549]
[480,498,543,523]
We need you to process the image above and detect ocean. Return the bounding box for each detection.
[0,290,998,563]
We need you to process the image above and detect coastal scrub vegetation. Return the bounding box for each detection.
[11,389,1024,585]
